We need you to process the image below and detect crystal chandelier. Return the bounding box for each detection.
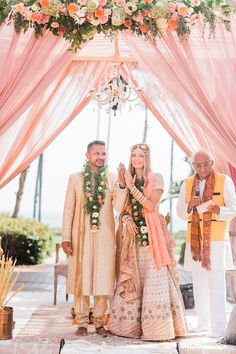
[91,65,139,112]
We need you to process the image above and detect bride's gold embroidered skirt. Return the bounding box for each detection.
[108,246,187,341]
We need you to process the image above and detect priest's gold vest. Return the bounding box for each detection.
[185,172,228,243]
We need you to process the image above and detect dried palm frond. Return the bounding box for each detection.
[0,254,24,309]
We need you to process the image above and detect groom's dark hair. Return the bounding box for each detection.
[87,140,106,152]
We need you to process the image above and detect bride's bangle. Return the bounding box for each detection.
[130,186,147,204]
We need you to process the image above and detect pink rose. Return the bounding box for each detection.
[142,10,149,17]
[79,0,87,5]
[99,0,107,6]
[143,0,153,3]
[124,19,132,27]
[115,0,125,6]
[168,2,177,13]
[40,14,50,24]
[72,29,78,34]
[51,21,59,28]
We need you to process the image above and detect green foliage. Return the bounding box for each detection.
[129,178,149,247]
[82,162,107,231]
[173,229,186,256]
[179,240,186,264]
[0,0,233,52]
[0,215,55,265]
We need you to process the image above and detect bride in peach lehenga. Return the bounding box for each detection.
[108,144,187,341]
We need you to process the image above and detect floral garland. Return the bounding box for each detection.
[82,161,107,232]
[129,177,149,247]
[0,0,234,51]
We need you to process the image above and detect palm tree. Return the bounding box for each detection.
[12,167,29,218]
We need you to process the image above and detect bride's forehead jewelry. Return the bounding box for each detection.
[131,144,150,152]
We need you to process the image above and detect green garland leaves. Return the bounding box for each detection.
[129,177,149,247]
[82,161,107,232]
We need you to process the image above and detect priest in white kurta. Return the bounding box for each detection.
[62,141,127,337]
[176,150,236,338]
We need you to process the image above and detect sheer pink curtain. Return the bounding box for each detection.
[121,16,236,171]
[0,61,112,188]
[0,24,73,136]
[121,62,231,175]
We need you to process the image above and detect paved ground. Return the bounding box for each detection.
[0,250,235,354]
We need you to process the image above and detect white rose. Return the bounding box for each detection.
[141,226,148,234]
[92,219,98,223]
[98,186,103,191]
[92,212,99,217]
[156,18,168,32]
[93,205,97,209]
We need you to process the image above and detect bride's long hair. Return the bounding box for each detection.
[128,144,151,184]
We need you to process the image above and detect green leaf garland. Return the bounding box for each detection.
[82,161,107,232]
[129,177,149,247]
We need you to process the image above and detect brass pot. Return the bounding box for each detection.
[0,307,13,340]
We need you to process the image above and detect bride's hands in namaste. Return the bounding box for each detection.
[124,170,135,190]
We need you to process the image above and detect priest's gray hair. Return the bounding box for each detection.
[191,149,214,163]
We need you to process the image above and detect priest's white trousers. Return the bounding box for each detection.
[192,268,226,336]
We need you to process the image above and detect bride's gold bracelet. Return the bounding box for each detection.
[130,186,147,204]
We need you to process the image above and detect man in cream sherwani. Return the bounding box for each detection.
[177,150,236,338]
[62,141,127,337]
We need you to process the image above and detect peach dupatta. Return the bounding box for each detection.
[144,172,171,270]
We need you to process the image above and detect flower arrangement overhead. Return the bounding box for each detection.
[0,0,234,51]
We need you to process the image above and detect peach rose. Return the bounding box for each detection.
[139,24,149,33]
[95,7,105,17]
[31,12,43,23]
[191,0,201,6]
[40,0,49,8]
[178,4,188,16]
[168,17,177,30]
[15,3,25,14]
[67,3,79,14]
[143,0,153,3]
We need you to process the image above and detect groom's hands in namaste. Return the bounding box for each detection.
[62,241,73,256]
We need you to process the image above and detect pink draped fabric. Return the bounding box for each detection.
[0,61,113,188]
[144,172,171,270]
[0,24,73,136]
[121,16,236,171]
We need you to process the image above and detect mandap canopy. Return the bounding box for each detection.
[0,0,236,189]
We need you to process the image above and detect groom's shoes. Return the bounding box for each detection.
[95,326,109,337]
[75,327,88,336]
